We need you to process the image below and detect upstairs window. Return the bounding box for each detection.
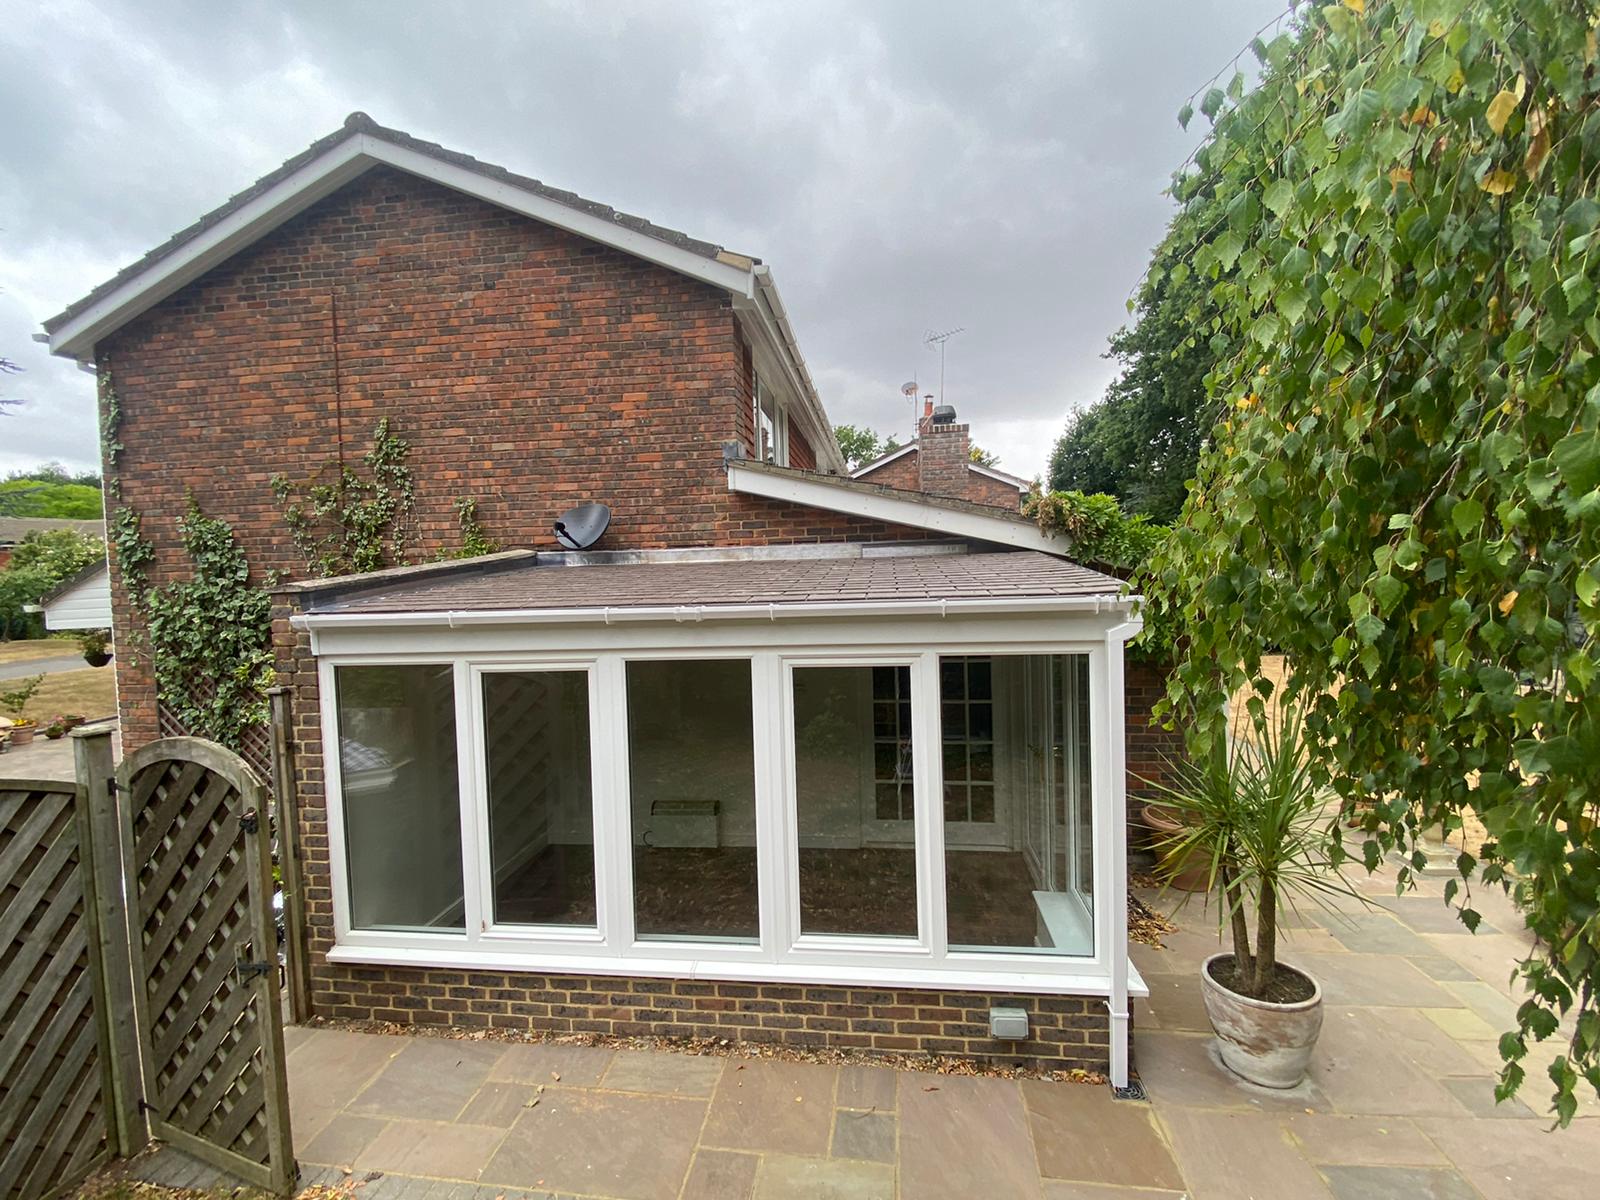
[755,378,788,465]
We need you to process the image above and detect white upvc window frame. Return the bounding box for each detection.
[754,375,788,466]
[315,610,1142,999]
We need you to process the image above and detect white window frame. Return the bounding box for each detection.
[315,611,1138,998]
[754,375,788,466]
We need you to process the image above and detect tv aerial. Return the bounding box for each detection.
[553,502,611,550]
[923,327,965,405]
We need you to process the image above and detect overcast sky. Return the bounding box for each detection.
[0,0,1284,481]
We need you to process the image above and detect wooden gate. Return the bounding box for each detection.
[116,737,294,1192]
[0,778,117,1200]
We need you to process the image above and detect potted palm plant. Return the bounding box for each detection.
[1151,703,1357,1088]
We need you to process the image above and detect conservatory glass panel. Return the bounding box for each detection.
[483,670,596,927]
[626,659,759,942]
[336,664,464,932]
[944,653,1094,956]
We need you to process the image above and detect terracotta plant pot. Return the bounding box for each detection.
[1139,804,1210,891]
[1200,951,1324,1088]
[9,723,36,747]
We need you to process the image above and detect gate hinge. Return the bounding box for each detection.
[235,959,274,983]
[240,809,259,834]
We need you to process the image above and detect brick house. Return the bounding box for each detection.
[43,115,1149,1084]
[851,401,1032,511]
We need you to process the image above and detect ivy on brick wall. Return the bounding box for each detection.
[272,417,418,577]
[448,497,501,559]
[117,496,277,749]
[98,357,124,500]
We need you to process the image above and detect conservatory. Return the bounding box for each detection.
[290,545,1146,1082]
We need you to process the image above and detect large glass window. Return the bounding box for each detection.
[943,654,1094,956]
[336,664,464,931]
[626,659,758,942]
[482,670,596,927]
[793,664,918,938]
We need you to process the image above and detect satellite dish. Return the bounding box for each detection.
[900,381,918,397]
[553,503,611,550]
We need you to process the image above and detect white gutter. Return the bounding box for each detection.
[750,267,848,475]
[1104,616,1142,1091]
[292,591,1137,632]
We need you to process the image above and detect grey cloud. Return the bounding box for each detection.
[0,0,1284,478]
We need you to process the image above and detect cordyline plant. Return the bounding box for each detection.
[1140,0,1600,1122]
[1149,706,1360,1000]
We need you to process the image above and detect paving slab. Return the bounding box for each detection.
[1410,955,1479,982]
[1312,1008,1471,1118]
[1137,972,1214,1033]
[1160,1108,1334,1200]
[458,1080,539,1126]
[480,1088,705,1200]
[1418,932,1531,993]
[753,1153,894,1200]
[1136,1030,1330,1112]
[489,1040,615,1087]
[1414,1114,1600,1200]
[355,1119,508,1180]
[599,1047,725,1097]
[1279,1114,1446,1166]
[898,1075,1042,1200]
[1438,1076,1536,1120]
[700,1058,837,1155]
[682,1148,759,1200]
[347,1037,505,1122]
[830,1108,896,1163]
[1021,1079,1182,1190]
[1439,979,1520,1028]
[1291,953,1462,1008]
[1383,895,1499,937]
[300,1112,390,1166]
[835,1063,898,1111]
[1320,1164,1481,1200]
[289,1028,403,1112]
[1313,912,1438,958]
[1042,1186,1186,1200]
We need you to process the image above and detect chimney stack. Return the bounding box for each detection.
[917,401,971,500]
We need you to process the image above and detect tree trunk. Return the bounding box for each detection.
[1252,877,1277,997]
[1219,862,1254,983]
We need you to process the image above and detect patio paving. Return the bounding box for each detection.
[124,859,1599,1199]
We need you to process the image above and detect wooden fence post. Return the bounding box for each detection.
[72,725,148,1155]
[268,687,310,1024]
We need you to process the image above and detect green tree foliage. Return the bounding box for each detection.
[0,464,105,517]
[1048,253,1226,522]
[0,528,105,639]
[968,444,1002,468]
[1145,0,1600,1122]
[833,424,902,470]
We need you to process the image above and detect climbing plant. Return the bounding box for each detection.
[272,417,417,576]
[98,357,123,500]
[448,497,501,559]
[1144,0,1600,1122]
[118,496,276,748]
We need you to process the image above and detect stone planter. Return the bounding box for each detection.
[1200,951,1323,1088]
[1139,804,1209,891]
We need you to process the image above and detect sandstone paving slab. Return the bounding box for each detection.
[1312,912,1438,958]
[489,1040,615,1087]
[300,1112,390,1166]
[1291,953,1461,1008]
[347,1037,505,1121]
[354,1118,509,1180]
[599,1047,725,1097]
[458,1080,539,1126]
[1383,895,1499,937]
[830,1108,896,1163]
[1310,1009,1473,1118]
[1137,972,1213,1033]
[1423,1005,1500,1042]
[288,1027,404,1112]
[1042,1185,1186,1200]
[480,1089,705,1200]
[836,1063,897,1111]
[1159,1108,1333,1200]
[897,1074,1042,1200]
[1413,1115,1600,1200]
[1279,1113,1446,1166]
[1410,955,1479,982]
[1438,1076,1536,1120]
[701,1058,838,1155]
[1438,979,1520,1028]
[682,1148,759,1200]
[1362,1007,1488,1076]
[754,1153,894,1200]
[1320,1164,1479,1200]
[1418,932,1531,994]
[1021,1079,1182,1190]
[1136,1031,1331,1113]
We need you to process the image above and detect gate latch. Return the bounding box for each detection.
[240,809,259,834]
[235,957,275,983]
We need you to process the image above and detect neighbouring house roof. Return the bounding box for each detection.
[726,460,1062,554]
[35,558,108,606]
[292,548,1129,626]
[0,517,105,545]
[851,443,918,476]
[43,112,845,473]
[851,443,1031,494]
[970,461,1032,491]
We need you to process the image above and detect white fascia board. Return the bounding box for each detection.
[851,443,917,478]
[728,460,1069,554]
[48,133,757,361]
[291,591,1136,632]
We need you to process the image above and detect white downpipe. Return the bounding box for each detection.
[1104,618,1140,1089]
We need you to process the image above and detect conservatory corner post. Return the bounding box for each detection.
[1105,619,1138,1089]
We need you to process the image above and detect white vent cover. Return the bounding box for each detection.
[989,1007,1029,1040]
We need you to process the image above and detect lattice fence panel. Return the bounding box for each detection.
[127,755,277,1176]
[156,694,273,787]
[0,781,114,1200]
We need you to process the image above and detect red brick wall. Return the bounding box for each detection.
[854,450,919,491]
[1125,658,1185,857]
[917,424,971,500]
[966,469,1027,510]
[855,446,1023,511]
[100,167,934,744]
[789,423,817,470]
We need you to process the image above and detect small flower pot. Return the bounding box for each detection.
[1140,803,1210,891]
[1200,951,1323,1089]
